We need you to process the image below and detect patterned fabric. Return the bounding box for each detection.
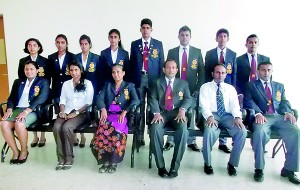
[219,50,224,64]
[143,42,149,72]
[181,47,187,80]
[216,83,225,117]
[264,82,274,113]
[165,80,173,111]
[250,55,257,81]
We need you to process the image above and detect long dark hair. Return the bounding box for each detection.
[109,29,123,49]
[68,61,86,92]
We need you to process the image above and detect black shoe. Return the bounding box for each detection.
[18,151,29,164]
[187,143,200,152]
[254,169,264,182]
[227,162,237,176]
[163,142,174,151]
[204,163,214,175]
[38,139,46,147]
[281,168,300,184]
[138,139,145,147]
[218,145,231,153]
[79,137,86,148]
[169,169,178,178]
[158,167,169,178]
[30,138,39,148]
[74,138,79,146]
[10,159,19,164]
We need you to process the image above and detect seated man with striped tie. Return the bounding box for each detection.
[148,59,192,178]
[243,61,300,184]
[199,63,247,176]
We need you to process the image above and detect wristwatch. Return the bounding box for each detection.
[75,110,79,115]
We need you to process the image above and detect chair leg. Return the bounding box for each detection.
[149,138,152,169]
[131,133,135,168]
[272,139,283,158]
[1,142,8,162]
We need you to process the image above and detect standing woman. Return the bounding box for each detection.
[99,29,130,90]
[74,34,100,147]
[18,38,49,148]
[53,61,94,170]
[1,61,49,164]
[91,64,139,173]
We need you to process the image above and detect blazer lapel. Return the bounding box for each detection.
[255,80,268,101]
[18,80,26,100]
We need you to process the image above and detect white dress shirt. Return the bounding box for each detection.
[217,47,227,62]
[199,80,241,119]
[81,53,89,70]
[111,48,118,64]
[59,79,94,113]
[17,78,36,108]
[58,53,66,69]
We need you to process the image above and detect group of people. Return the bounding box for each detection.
[0,18,299,185]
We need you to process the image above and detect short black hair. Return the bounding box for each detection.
[79,34,92,48]
[24,60,39,70]
[23,38,43,54]
[213,63,226,71]
[257,61,272,70]
[163,59,177,68]
[140,18,152,27]
[216,28,229,38]
[179,25,191,35]
[246,34,259,43]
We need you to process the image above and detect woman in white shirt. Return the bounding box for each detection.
[53,61,94,170]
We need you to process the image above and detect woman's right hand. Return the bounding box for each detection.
[2,108,13,120]
[100,108,107,123]
[59,112,67,120]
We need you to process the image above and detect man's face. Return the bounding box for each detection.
[212,65,227,83]
[140,24,152,39]
[257,64,273,81]
[178,31,191,47]
[246,37,259,54]
[163,60,178,79]
[216,33,229,48]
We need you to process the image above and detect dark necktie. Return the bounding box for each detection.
[216,83,225,117]
[165,80,173,111]
[219,50,225,64]
[264,82,274,113]
[181,47,188,80]
[250,54,257,81]
[143,42,149,72]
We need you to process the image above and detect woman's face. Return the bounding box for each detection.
[24,63,38,79]
[27,40,40,55]
[55,37,67,53]
[69,65,82,80]
[112,65,125,82]
[109,32,120,47]
[80,39,91,54]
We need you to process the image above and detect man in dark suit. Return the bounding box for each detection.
[243,61,300,184]
[163,25,204,152]
[204,28,237,153]
[236,34,270,95]
[149,59,192,178]
[129,18,164,146]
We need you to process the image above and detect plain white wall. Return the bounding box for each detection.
[0,0,299,110]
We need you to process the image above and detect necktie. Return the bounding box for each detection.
[165,80,173,111]
[250,54,257,81]
[181,47,188,80]
[219,50,225,64]
[216,83,225,117]
[143,42,149,72]
[264,82,274,113]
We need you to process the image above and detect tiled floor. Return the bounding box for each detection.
[0,132,299,190]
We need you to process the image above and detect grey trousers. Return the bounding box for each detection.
[53,114,88,163]
[202,113,247,167]
[150,110,188,171]
[137,74,148,141]
[252,114,300,171]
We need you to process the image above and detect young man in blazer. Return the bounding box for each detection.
[243,61,300,184]
[163,25,205,152]
[149,59,192,178]
[204,28,237,154]
[129,18,165,146]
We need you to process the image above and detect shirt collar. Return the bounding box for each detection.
[142,37,152,45]
[180,44,190,51]
[217,47,227,54]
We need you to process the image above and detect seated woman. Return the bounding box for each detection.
[91,64,140,173]
[53,61,94,170]
[0,61,49,164]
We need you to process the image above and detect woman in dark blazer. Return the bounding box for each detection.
[91,64,139,173]
[99,29,130,90]
[0,61,49,164]
[18,38,49,148]
[74,34,100,147]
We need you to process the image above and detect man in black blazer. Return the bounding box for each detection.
[149,59,192,178]
[236,34,270,95]
[164,25,205,152]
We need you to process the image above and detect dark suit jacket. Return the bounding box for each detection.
[243,80,292,115]
[7,77,50,111]
[48,51,75,99]
[167,46,205,95]
[148,77,192,114]
[99,47,130,89]
[96,81,140,112]
[18,55,49,81]
[75,52,100,95]
[129,38,164,87]
[205,47,237,87]
[236,53,270,94]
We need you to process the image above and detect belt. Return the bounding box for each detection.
[141,71,148,75]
